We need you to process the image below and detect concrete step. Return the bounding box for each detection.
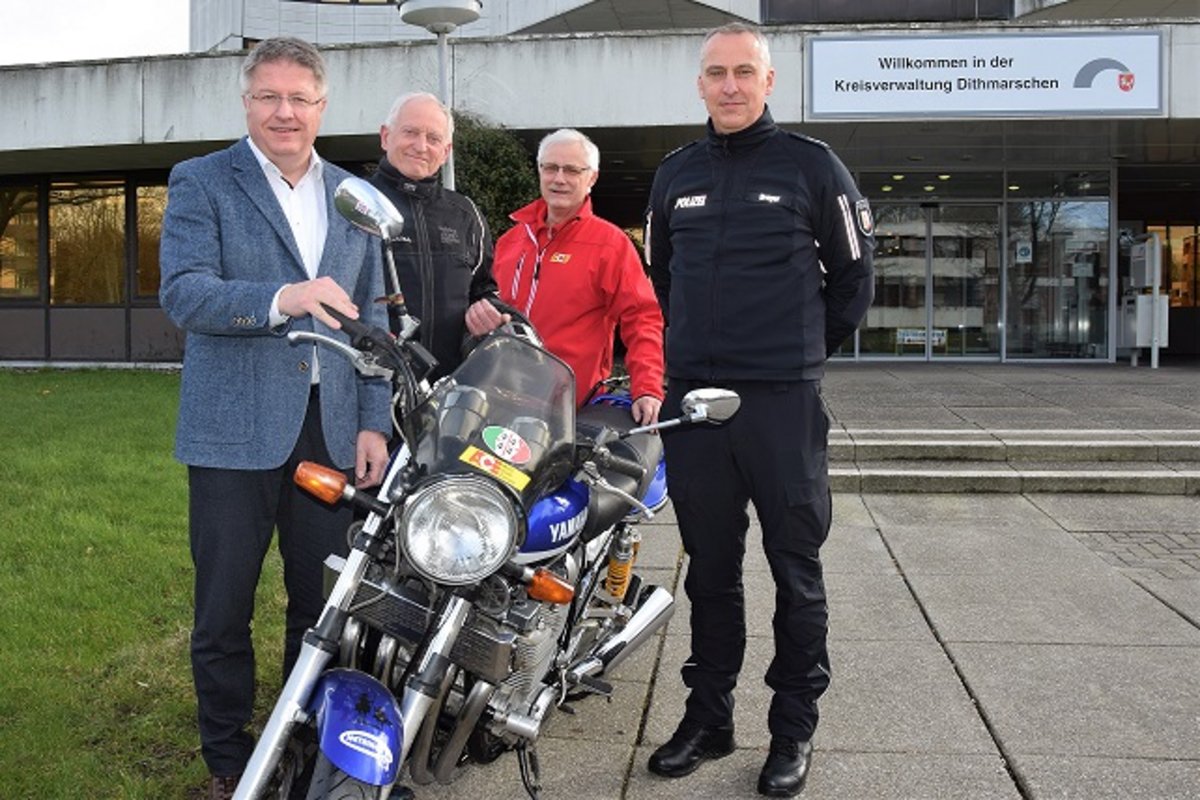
[831,460,1200,494]
[831,429,1200,464]
[828,430,1200,493]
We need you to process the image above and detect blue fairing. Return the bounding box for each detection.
[517,476,589,565]
[636,456,669,517]
[308,669,403,786]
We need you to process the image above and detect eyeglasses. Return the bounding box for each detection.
[395,125,447,148]
[246,92,325,110]
[539,163,591,177]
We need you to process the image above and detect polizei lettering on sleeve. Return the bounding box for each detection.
[674,194,707,209]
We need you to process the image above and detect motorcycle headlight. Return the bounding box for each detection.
[400,475,519,585]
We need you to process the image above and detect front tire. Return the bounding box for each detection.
[304,754,386,800]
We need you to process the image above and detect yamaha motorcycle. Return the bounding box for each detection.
[232,178,740,800]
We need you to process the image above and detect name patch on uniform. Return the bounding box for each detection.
[438,226,461,246]
[549,252,571,264]
[855,198,875,236]
[674,194,707,209]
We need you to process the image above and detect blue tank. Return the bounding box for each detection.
[516,476,589,565]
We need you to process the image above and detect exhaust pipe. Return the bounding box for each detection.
[566,585,674,685]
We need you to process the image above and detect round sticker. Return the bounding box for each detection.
[481,425,532,465]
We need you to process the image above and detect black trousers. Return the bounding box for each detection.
[188,389,352,776]
[662,378,832,742]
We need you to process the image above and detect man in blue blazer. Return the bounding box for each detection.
[159,37,391,799]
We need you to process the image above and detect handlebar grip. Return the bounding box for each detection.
[604,452,646,481]
[320,302,370,339]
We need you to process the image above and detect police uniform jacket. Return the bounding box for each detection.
[646,109,874,382]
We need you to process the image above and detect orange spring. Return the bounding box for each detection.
[604,557,634,600]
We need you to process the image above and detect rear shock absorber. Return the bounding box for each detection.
[603,527,641,601]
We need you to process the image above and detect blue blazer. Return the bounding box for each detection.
[160,138,391,470]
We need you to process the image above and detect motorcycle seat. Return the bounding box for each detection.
[575,403,664,540]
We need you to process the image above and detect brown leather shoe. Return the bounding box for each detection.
[208,774,240,800]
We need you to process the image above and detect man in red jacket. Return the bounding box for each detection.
[494,128,665,423]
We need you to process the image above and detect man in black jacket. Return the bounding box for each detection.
[369,92,504,377]
[645,23,874,798]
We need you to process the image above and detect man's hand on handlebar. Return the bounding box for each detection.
[279,277,359,329]
[631,395,662,426]
[464,299,510,337]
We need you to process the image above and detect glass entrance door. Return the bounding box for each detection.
[860,203,1001,359]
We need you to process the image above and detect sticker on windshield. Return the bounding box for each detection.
[482,425,532,465]
[460,445,531,491]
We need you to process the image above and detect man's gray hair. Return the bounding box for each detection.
[240,37,328,95]
[383,92,455,139]
[537,128,600,171]
[701,22,772,68]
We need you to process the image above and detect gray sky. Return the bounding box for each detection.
[0,0,189,66]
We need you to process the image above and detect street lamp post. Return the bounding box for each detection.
[398,0,482,190]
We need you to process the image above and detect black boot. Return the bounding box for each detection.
[757,736,813,797]
[647,718,735,778]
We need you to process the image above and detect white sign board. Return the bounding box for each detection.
[808,31,1163,120]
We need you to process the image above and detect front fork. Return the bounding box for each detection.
[233,553,367,799]
[234,448,413,800]
[396,595,472,757]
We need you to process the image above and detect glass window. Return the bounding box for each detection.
[0,186,40,300]
[859,171,1001,201]
[1007,199,1110,358]
[136,185,167,299]
[49,180,125,305]
[1006,170,1110,199]
[1150,223,1197,309]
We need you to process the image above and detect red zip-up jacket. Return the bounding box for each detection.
[494,197,664,404]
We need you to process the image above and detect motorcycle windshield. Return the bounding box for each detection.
[410,335,576,506]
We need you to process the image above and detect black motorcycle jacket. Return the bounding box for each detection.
[646,109,874,382]
[369,159,497,378]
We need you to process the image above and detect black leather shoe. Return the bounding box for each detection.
[757,736,813,797]
[647,719,735,778]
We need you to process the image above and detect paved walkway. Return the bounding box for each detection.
[403,361,1200,799]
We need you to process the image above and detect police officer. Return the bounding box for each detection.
[369,92,505,378]
[644,23,874,798]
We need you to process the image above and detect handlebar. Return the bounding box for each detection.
[594,448,646,481]
[315,302,438,385]
[321,302,369,338]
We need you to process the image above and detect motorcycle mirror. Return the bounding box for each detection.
[334,177,406,242]
[681,388,741,423]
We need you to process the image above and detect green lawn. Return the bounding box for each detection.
[0,370,285,798]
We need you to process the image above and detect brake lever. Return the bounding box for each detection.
[577,462,655,522]
[287,331,395,380]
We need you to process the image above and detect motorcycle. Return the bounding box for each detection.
[232,178,740,800]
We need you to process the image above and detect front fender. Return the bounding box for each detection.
[308,669,403,786]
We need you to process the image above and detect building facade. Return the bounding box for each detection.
[1,0,1197,363]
